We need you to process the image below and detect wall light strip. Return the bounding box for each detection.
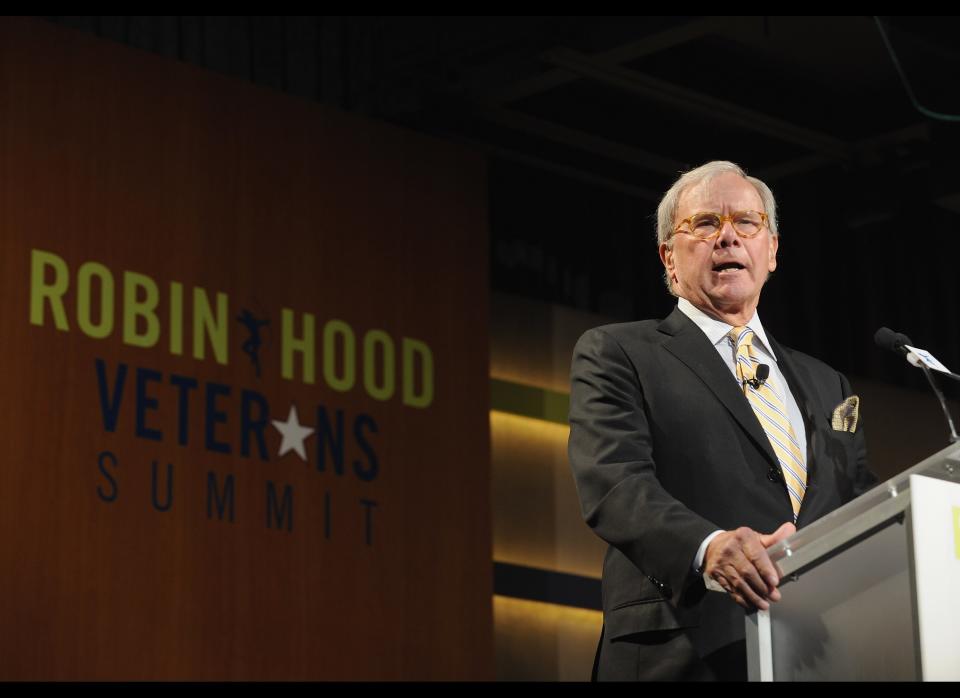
[490,378,570,425]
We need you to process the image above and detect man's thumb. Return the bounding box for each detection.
[759,522,796,548]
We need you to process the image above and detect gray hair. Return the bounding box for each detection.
[656,160,779,294]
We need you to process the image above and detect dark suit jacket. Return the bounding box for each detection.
[567,307,876,680]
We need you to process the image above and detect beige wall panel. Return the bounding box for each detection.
[494,596,601,681]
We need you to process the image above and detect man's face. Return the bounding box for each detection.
[659,172,778,319]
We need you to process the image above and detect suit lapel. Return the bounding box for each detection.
[658,308,779,470]
[766,335,818,444]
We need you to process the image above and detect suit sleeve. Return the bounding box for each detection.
[568,327,717,608]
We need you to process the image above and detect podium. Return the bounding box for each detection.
[746,443,960,681]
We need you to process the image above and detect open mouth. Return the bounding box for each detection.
[712,262,745,273]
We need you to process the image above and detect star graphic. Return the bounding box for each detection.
[271,404,314,461]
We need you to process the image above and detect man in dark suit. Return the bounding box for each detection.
[568,161,875,681]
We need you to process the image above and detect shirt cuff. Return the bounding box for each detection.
[695,530,725,592]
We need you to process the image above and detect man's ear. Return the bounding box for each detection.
[768,234,779,273]
[659,242,675,284]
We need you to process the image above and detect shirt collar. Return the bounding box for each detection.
[677,297,777,360]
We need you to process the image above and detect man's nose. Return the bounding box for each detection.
[716,219,740,246]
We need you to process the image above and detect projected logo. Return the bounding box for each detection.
[28,248,435,546]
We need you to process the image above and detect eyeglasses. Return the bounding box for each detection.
[672,210,768,240]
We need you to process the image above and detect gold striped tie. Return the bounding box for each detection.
[730,326,806,521]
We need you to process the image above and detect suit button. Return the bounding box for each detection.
[767,468,781,483]
[647,575,672,598]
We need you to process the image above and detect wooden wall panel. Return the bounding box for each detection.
[0,18,491,680]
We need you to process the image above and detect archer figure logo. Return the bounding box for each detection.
[237,308,270,378]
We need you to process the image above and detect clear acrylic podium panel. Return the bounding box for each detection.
[746,442,960,681]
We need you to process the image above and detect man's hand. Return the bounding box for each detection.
[702,522,796,610]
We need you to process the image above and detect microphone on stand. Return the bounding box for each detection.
[873,326,914,358]
[874,326,959,444]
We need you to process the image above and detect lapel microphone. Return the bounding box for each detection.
[744,364,770,390]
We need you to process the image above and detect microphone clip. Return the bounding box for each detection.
[743,364,770,390]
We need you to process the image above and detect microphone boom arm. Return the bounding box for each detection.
[915,360,960,443]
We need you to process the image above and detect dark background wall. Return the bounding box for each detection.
[42,16,960,401]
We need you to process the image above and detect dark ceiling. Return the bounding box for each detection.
[45,17,960,197]
[41,16,960,388]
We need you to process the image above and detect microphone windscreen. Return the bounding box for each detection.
[756,364,770,381]
[874,326,900,352]
[875,327,913,352]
